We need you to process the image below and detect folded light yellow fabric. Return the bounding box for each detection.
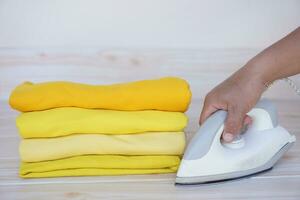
[20,155,180,178]
[10,77,191,112]
[17,107,188,138]
[20,132,185,162]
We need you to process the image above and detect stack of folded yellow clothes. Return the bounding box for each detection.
[9,77,191,178]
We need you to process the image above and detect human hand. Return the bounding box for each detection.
[200,27,300,142]
[199,66,266,142]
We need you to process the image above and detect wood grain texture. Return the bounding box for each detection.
[0,48,299,199]
[0,48,299,101]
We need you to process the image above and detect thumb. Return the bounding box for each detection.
[223,105,245,142]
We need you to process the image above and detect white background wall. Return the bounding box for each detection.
[0,0,299,49]
[0,0,299,100]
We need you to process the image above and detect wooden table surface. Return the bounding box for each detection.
[0,48,299,199]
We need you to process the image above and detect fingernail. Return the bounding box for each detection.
[223,133,234,142]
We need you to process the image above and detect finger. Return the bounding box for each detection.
[241,115,252,133]
[199,101,218,125]
[223,105,245,142]
[243,115,252,126]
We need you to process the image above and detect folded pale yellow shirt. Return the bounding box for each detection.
[16,107,188,138]
[20,132,185,162]
[9,77,191,112]
[20,155,180,178]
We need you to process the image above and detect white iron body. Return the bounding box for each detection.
[176,99,296,184]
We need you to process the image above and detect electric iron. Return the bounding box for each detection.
[176,99,296,185]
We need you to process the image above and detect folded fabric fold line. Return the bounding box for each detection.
[20,132,186,162]
[20,155,180,178]
[17,107,188,138]
[10,77,192,112]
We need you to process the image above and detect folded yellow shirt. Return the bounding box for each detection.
[20,132,185,162]
[17,107,188,138]
[20,155,180,178]
[10,77,191,112]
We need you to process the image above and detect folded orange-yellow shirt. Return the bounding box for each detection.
[9,77,191,112]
